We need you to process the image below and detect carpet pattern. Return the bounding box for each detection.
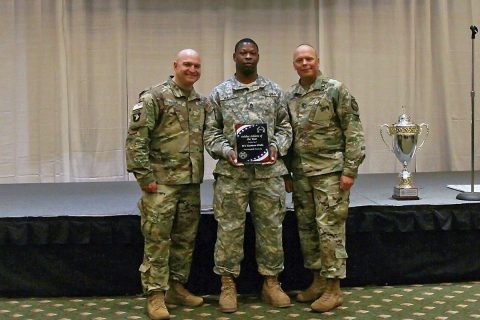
[0,281,479,319]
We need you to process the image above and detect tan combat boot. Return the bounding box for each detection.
[296,271,326,302]
[311,279,343,313]
[147,291,170,320]
[165,280,204,307]
[219,275,237,313]
[261,276,292,308]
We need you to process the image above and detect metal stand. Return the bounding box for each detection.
[457,25,480,201]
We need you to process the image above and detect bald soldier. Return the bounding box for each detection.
[284,45,365,313]
[126,49,207,320]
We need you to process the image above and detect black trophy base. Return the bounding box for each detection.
[393,186,419,200]
[456,192,480,201]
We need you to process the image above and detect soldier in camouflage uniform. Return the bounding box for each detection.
[284,44,366,313]
[125,49,207,320]
[204,38,293,313]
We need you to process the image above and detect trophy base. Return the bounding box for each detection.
[456,192,480,201]
[393,186,419,200]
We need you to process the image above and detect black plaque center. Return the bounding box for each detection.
[235,123,270,164]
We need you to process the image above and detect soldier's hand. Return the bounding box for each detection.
[339,175,354,191]
[262,145,278,165]
[283,175,293,193]
[142,181,158,193]
[227,150,244,167]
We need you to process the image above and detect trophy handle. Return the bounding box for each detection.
[379,124,393,151]
[417,123,430,149]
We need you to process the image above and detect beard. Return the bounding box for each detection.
[237,63,257,76]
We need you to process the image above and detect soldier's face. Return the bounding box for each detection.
[293,46,319,81]
[233,43,259,75]
[174,54,201,88]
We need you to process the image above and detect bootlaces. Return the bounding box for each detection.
[319,291,339,303]
[222,283,235,292]
[266,279,283,290]
[150,295,167,310]
[221,280,236,298]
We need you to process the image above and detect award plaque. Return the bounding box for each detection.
[235,123,271,164]
[380,107,429,200]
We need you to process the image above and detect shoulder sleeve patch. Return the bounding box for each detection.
[131,102,143,123]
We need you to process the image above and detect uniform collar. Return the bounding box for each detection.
[167,76,200,101]
[230,75,268,92]
[292,71,327,96]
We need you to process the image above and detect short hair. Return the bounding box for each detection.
[234,38,259,53]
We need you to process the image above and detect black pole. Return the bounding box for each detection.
[457,25,480,201]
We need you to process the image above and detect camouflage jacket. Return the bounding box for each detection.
[125,77,206,187]
[204,75,292,179]
[286,72,365,178]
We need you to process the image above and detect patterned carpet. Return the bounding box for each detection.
[1,281,479,319]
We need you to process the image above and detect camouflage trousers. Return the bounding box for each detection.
[292,172,349,279]
[213,175,286,277]
[138,183,200,293]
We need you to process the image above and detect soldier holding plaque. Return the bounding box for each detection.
[284,44,365,313]
[204,38,292,313]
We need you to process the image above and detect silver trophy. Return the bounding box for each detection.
[380,108,429,200]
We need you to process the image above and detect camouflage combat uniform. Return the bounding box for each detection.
[286,72,365,279]
[125,76,206,293]
[204,75,292,277]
